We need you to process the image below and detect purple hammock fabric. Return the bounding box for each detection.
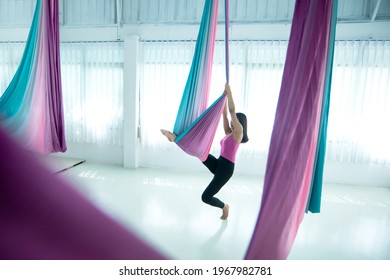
[46,0,66,154]
[245,0,335,260]
[0,128,165,260]
[175,94,227,162]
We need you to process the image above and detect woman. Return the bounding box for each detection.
[161,84,248,220]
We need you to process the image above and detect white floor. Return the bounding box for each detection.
[56,160,390,260]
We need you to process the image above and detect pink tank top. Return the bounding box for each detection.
[220,134,240,163]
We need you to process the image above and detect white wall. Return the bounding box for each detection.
[1,22,390,187]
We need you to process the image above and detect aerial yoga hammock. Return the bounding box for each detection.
[171,0,229,162]
[0,0,336,260]
[245,0,337,259]
[0,0,66,154]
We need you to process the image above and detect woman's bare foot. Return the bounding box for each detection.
[220,204,229,220]
[160,129,177,142]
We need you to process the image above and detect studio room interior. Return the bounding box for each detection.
[1,0,390,261]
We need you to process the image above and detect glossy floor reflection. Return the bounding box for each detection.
[59,162,390,260]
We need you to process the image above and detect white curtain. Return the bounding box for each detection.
[0,42,25,94]
[140,41,195,151]
[328,40,390,165]
[140,40,390,166]
[60,41,124,146]
[1,41,124,147]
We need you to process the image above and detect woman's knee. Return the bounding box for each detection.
[201,192,212,204]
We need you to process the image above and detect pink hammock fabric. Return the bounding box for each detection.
[245,0,335,260]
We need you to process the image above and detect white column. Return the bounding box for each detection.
[123,35,140,168]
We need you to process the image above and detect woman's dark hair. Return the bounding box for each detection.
[236,112,249,143]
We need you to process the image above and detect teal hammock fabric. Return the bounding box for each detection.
[0,0,66,154]
[173,0,228,162]
[245,0,337,260]
[307,0,338,213]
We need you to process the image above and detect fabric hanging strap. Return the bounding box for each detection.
[225,0,230,83]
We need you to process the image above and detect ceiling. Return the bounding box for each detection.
[1,0,390,27]
[120,0,390,25]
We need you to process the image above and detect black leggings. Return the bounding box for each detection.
[201,154,234,209]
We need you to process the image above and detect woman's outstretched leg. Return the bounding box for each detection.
[160,129,177,142]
